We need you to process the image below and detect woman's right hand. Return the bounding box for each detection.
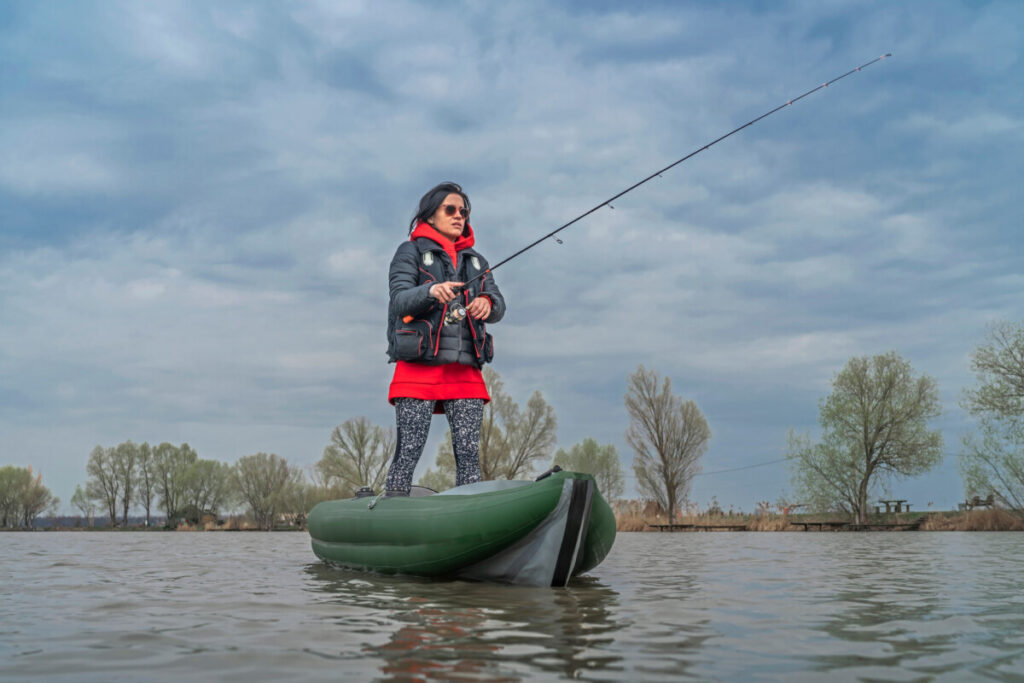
[430,281,463,303]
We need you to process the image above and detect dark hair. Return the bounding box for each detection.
[409,181,471,234]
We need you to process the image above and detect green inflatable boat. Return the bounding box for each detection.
[308,469,616,587]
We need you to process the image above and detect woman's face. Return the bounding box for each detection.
[428,193,468,242]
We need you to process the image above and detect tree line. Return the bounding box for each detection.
[74,443,314,530]
[7,320,1022,528]
[51,367,638,529]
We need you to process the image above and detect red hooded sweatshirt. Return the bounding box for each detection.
[387,222,490,411]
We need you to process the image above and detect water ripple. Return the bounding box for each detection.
[1,531,1023,680]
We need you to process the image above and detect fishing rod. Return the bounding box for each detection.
[443,53,892,324]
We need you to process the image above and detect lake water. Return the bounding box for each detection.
[2,531,1022,681]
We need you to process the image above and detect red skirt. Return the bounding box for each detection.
[388,361,490,414]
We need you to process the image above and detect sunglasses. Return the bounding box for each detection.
[442,204,469,219]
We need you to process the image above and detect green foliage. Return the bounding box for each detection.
[0,465,57,528]
[0,465,26,527]
[70,484,96,526]
[787,432,856,515]
[625,365,710,525]
[179,459,234,524]
[790,351,943,523]
[76,440,315,528]
[86,445,121,525]
[289,479,335,518]
[112,440,140,526]
[233,453,304,530]
[416,466,454,493]
[960,321,1024,514]
[316,417,394,497]
[85,440,198,526]
[153,442,198,523]
[135,443,157,526]
[552,438,625,502]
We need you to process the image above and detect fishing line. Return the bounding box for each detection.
[694,457,792,477]
[622,456,792,480]
[459,53,892,295]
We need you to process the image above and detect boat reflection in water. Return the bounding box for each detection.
[303,564,624,680]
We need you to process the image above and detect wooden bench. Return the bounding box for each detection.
[959,494,995,511]
[878,499,910,513]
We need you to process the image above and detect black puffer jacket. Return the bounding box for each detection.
[387,236,505,366]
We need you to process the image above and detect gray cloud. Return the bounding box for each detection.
[1,0,1021,512]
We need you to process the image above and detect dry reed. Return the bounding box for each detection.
[612,498,1024,532]
[919,509,1024,531]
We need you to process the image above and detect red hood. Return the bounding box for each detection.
[410,221,476,267]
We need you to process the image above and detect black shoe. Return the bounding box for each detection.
[384,490,410,498]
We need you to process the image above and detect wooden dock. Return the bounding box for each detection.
[642,517,925,533]
[850,520,924,531]
[788,519,924,531]
[789,521,850,531]
[647,523,749,532]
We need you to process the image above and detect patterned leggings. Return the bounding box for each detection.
[384,398,485,493]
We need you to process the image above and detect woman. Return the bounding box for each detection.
[384,182,506,496]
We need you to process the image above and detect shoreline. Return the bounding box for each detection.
[0,526,307,532]
[5,509,1022,533]
[615,508,1024,532]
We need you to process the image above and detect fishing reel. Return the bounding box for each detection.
[444,301,468,325]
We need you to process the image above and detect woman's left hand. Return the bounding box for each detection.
[466,297,492,320]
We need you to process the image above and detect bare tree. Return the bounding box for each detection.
[19,468,57,528]
[416,466,454,493]
[960,321,1024,515]
[233,453,303,530]
[789,351,943,523]
[625,365,710,525]
[71,484,96,527]
[0,466,56,528]
[478,367,517,479]
[502,391,559,479]
[553,438,625,501]
[112,441,138,526]
[306,463,348,504]
[180,459,234,525]
[0,466,27,527]
[135,443,156,527]
[153,442,198,523]
[422,367,558,489]
[316,417,394,496]
[86,445,121,526]
[285,477,328,527]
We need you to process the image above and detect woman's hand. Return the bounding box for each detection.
[466,297,492,320]
[429,281,463,303]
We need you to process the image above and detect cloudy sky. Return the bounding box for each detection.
[2,1,1021,513]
